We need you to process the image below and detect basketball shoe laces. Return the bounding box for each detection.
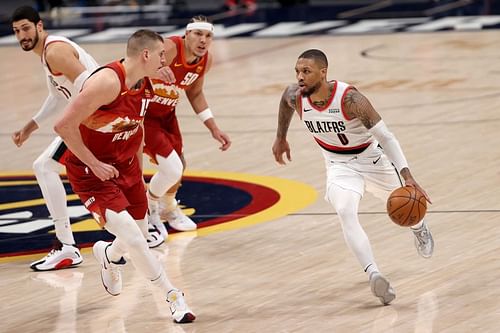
[45,239,64,258]
[109,265,122,282]
[413,226,429,245]
[105,252,123,282]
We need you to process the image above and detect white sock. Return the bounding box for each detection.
[151,270,175,295]
[106,238,128,263]
[53,217,76,245]
[148,190,160,216]
[33,148,74,245]
[136,217,149,239]
[163,193,178,214]
[364,263,380,279]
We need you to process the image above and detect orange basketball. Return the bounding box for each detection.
[386,186,427,227]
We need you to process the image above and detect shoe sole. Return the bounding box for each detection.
[148,238,165,249]
[100,270,120,296]
[419,251,433,259]
[30,258,83,271]
[174,312,196,324]
[147,232,166,248]
[371,276,395,305]
[168,223,197,232]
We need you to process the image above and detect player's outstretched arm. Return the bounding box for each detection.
[272,84,299,165]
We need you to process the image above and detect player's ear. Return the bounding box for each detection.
[36,20,43,32]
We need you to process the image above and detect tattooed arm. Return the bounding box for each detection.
[342,88,431,202]
[342,88,381,129]
[272,84,300,165]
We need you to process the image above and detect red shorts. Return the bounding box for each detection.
[143,113,182,164]
[66,156,147,226]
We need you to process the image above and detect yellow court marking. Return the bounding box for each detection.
[0,195,80,211]
[0,170,317,262]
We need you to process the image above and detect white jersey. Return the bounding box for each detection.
[299,80,376,162]
[42,35,98,101]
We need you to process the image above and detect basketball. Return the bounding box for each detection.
[386,186,427,227]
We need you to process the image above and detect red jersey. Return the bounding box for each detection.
[67,60,153,166]
[146,35,208,120]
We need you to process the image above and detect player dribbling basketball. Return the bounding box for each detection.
[272,49,434,305]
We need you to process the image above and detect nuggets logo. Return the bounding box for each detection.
[150,79,180,107]
[0,170,316,260]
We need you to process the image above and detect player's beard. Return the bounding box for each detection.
[20,30,39,51]
[302,81,321,97]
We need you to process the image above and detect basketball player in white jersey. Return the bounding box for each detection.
[11,6,99,271]
[272,49,434,305]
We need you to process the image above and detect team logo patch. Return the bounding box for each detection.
[0,170,317,261]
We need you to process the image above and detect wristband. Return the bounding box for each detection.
[197,108,214,122]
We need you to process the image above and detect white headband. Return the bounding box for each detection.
[186,22,214,34]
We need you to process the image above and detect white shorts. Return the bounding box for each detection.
[35,136,68,165]
[324,144,403,202]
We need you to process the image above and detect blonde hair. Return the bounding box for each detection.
[127,29,163,57]
[189,15,210,24]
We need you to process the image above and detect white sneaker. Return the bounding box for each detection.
[370,272,396,305]
[148,212,168,238]
[93,241,126,296]
[167,289,196,323]
[147,224,165,249]
[412,221,434,258]
[166,206,197,231]
[30,240,83,271]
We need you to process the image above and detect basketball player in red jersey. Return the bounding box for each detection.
[54,29,195,324]
[272,49,433,306]
[11,6,99,271]
[144,16,231,243]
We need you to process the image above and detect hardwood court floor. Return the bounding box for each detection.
[1,30,500,332]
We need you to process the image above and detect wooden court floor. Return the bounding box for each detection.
[1,30,500,332]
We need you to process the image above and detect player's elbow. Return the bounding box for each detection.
[368,120,396,145]
[53,120,69,139]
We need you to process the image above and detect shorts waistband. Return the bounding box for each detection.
[316,140,372,155]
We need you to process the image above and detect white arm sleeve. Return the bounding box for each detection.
[368,120,409,172]
[73,70,91,93]
[32,93,61,126]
